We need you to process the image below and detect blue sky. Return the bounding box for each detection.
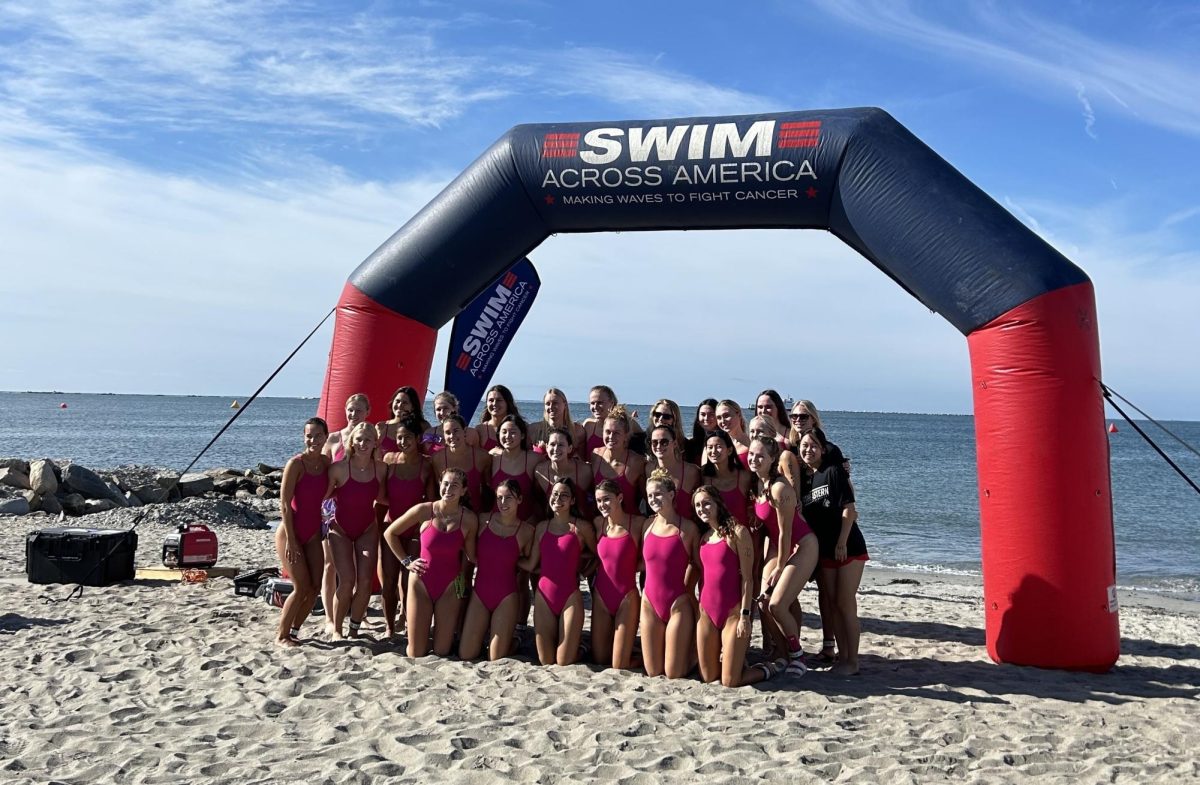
[2,0,1197,417]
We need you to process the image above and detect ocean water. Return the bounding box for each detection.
[4,392,1198,598]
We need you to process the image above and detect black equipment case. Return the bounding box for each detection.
[26,527,138,586]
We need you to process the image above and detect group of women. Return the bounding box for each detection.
[273,385,868,683]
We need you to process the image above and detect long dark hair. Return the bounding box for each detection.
[691,397,719,443]
[391,385,431,432]
[756,389,790,435]
[498,413,530,451]
[549,477,584,520]
[694,484,739,541]
[701,429,739,477]
[480,384,520,424]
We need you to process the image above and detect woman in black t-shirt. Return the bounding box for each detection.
[800,427,868,677]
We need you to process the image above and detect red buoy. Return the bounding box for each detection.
[59,403,68,409]
[1107,423,1118,433]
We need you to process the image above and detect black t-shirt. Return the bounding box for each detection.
[802,462,868,560]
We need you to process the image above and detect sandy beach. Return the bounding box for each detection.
[2,513,1197,784]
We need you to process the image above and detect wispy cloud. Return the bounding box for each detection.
[806,0,1200,137]
[1075,84,1098,139]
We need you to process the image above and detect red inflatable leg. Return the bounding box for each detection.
[318,282,438,432]
[969,281,1119,671]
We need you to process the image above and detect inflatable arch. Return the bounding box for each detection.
[318,108,1118,671]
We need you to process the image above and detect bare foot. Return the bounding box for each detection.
[276,636,299,648]
[831,661,859,677]
[324,622,337,638]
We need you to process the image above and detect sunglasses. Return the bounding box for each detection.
[789,413,812,421]
[651,411,674,420]
[649,438,673,446]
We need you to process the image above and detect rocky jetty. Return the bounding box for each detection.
[0,458,284,527]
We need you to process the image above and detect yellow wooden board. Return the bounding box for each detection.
[136,566,240,580]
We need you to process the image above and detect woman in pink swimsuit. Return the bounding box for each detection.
[701,429,752,528]
[433,415,491,514]
[590,405,646,517]
[325,422,388,639]
[693,485,786,686]
[520,478,596,665]
[274,417,331,645]
[384,467,479,657]
[459,478,533,661]
[528,388,586,458]
[590,479,645,669]
[748,436,819,674]
[489,415,538,521]
[716,399,752,468]
[645,423,700,522]
[321,393,369,633]
[475,384,520,452]
[640,468,700,679]
[379,417,434,639]
[534,428,594,520]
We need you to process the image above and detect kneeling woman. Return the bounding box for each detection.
[640,469,701,679]
[325,422,388,639]
[520,478,596,665]
[747,437,819,672]
[799,428,868,676]
[591,479,646,669]
[275,417,331,645]
[384,468,479,657]
[693,485,785,686]
[459,479,533,661]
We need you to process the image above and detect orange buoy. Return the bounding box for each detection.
[1107,423,1118,433]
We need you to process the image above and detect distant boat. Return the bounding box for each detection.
[783,395,795,408]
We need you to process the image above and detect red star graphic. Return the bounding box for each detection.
[544,195,555,205]
[806,187,819,199]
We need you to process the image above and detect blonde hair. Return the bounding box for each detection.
[345,393,369,410]
[544,387,574,429]
[786,399,825,449]
[646,466,677,494]
[345,421,377,459]
[748,415,779,439]
[604,403,632,433]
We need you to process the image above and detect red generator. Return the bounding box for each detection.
[162,523,219,568]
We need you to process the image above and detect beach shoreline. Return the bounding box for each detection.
[3,514,1198,783]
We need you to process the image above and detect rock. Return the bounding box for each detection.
[39,493,63,515]
[155,472,182,490]
[29,460,58,495]
[0,458,31,474]
[0,467,31,490]
[235,489,255,501]
[57,492,87,516]
[256,462,280,475]
[84,499,117,514]
[214,477,239,494]
[105,482,130,508]
[204,467,240,479]
[0,497,31,515]
[125,491,142,508]
[63,464,114,499]
[255,485,275,499]
[178,473,215,498]
[266,469,284,482]
[133,484,169,504]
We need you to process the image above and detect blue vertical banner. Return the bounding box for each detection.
[444,257,540,419]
